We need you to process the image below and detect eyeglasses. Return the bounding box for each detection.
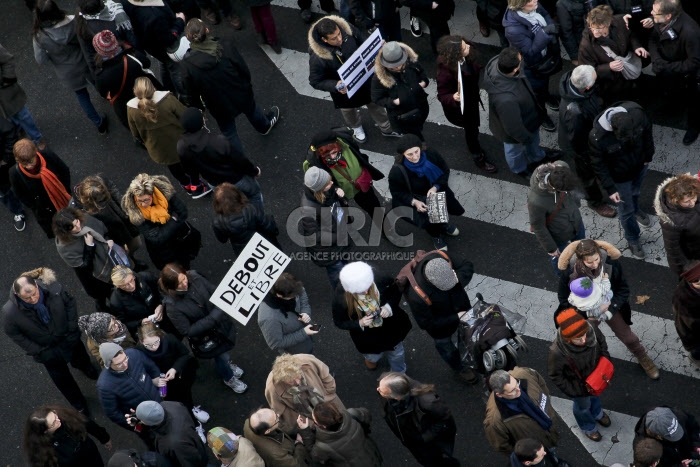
[135,196,153,206]
[503,378,521,396]
[112,355,129,368]
[143,338,161,349]
[589,26,609,32]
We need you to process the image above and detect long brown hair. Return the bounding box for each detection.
[32,0,66,37]
[77,175,112,214]
[212,182,249,216]
[574,239,600,261]
[23,405,88,467]
[344,284,378,319]
[51,207,86,244]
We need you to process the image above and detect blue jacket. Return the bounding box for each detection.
[97,347,162,428]
[503,6,556,67]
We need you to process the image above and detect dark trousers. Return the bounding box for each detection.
[251,4,278,44]
[0,188,23,216]
[43,341,94,411]
[411,11,450,53]
[218,103,271,155]
[656,72,700,130]
[298,0,335,11]
[378,9,403,42]
[462,122,482,157]
[570,151,606,206]
[196,0,233,16]
[433,335,463,371]
[168,161,197,188]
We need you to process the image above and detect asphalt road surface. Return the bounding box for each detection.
[1,1,698,466]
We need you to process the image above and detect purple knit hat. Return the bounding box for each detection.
[569,277,594,298]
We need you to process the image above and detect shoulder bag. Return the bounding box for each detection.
[563,353,614,396]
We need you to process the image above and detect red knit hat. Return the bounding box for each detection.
[556,308,588,340]
[92,30,121,58]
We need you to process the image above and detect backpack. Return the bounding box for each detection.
[395,250,452,305]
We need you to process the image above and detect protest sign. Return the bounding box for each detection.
[337,29,383,98]
[209,233,291,325]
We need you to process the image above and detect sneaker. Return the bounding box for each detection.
[229,362,244,378]
[224,375,248,393]
[181,184,196,196]
[474,153,497,173]
[270,42,282,54]
[195,423,206,443]
[592,203,617,218]
[637,354,659,380]
[629,242,645,258]
[410,16,422,37]
[13,214,25,232]
[192,405,210,424]
[596,412,612,427]
[432,236,447,251]
[300,8,313,23]
[352,126,367,143]
[262,106,280,135]
[189,183,213,199]
[444,224,459,236]
[97,115,108,135]
[381,130,403,137]
[225,14,243,30]
[541,116,556,132]
[635,210,651,227]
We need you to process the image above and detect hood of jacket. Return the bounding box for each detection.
[37,16,75,45]
[374,42,419,89]
[182,38,223,71]
[308,15,354,61]
[121,175,176,226]
[126,90,170,109]
[483,55,526,96]
[529,160,572,196]
[558,69,594,105]
[6,267,57,306]
[557,239,621,271]
[653,174,700,228]
[179,128,211,152]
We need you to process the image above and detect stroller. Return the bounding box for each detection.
[457,293,528,374]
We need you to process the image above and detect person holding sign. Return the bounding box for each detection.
[308,16,399,144]
[159,263,248,394]
[436,36,497,174]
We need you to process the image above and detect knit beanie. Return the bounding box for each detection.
[569,277,593,298]
[135,401,165,426]
[555,308,588,340]
[304,167,331,192]
[339,262,374,294]
[397,134,423,156]
[78,312,112,339]
[92,30,121,59]
[424,258,458,291]
[99,342,124,369]
[310,130,338,153]
[181,107,204,133]
[207,427,239,458]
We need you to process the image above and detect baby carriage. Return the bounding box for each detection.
[457,293,528,374]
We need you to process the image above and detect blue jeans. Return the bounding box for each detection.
[325,260,345,291]
[10,106,42,142]
[0,188,23,215]
[213,352,234,381]
[434,335,462,371]
[218,104,271,156]
[572,396,603,434]
[74,87,103,127]
[551,222,586,276]
[614,166,648,244]
[503,130,546,174]
[363,341,406,373]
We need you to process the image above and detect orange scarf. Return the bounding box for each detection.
[18,152,71,211]
[136,186,170,224]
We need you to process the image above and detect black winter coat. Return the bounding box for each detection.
[403,252,473,339]
[110,271,163,336]
[9,149,70,237]
[177,128,258,186]
[589,101,654,194]
[50,419,110,467]
[649,11,700,78]
[212,204,279,256]
[181,36,256,124]
[482,56,546,144]
[121,2,184,62]
[136,333,197,376]
[558,70,603,154]
[151,401,209,467]
[332,274,411,354]
[3,278,80,363]
[633,407,700,467]
[0,114,17,192]
[557,0,597,60]
[162,271,237,354]
[672,280,700,352]
[299,186,352,267]
[137,194,192,270]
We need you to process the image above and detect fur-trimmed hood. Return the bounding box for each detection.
[374,42,419,89]
[653,174,700,228]
[557,240,621,271]
[308,15,353,61]
[121,174,176,226]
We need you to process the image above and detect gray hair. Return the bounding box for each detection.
[654,0,681,17]
[571,65,596,91]
[489,370,512,394]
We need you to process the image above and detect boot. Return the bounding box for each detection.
[638,353,659,380]
[364,358,378,370]
[457,368,478,384]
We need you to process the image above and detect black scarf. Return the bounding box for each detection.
[263,293,297,318]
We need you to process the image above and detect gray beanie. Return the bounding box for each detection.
[304,167,331,193]
[424,258,457,291]
[99,342,124,369]
[379,42,408,68]
[135,401,165,426]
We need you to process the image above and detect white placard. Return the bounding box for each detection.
[209,233,291,325]
[337,29,383,99]
[457,61,464,115]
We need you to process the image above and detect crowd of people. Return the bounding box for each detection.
[3,0,700,465]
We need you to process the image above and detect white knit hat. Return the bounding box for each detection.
[339,262,374,294]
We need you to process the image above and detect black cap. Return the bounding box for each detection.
[181,107,204,133]
[396,134,423,155]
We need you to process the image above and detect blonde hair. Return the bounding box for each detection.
[508,0,530,10]
[271,354,302,385]
[344,284,378,319]
[111,265,134,287]
[77,175,111,214]
[133,77,158,123]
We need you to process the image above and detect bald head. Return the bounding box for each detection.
[13,276,40,304]
[249,408,278,435]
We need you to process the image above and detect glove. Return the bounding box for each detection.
[598,311,613,322]
[543,23,559,35]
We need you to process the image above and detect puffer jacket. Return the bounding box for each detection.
[482,55,545,144]
[502,6,557,69]
[299,408,382,466]
[96,347,162,428]
[649,11,700,78]
[258,289,314,355]
[371,43,429,132]
[527,161,583,254]
[121,1,184,62]
[212,204,279,256]
[589,101,654,193]
[557,239,633,324]
[558,69,603,154]
[299,186,352,267]
[308,16,371,109]
[110,271,162,336]
[484,366,559,454]
[557,0,597,60]
[547,324,610,398]
[151,401,209,467]
[654,175,700,277]
[33,15,91,91]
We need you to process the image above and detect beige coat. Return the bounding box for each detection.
[243,418,310,467]
[229,437,264,467]
[127,91,186,165]
[264,354,345,434]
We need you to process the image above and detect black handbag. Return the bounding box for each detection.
[529,44,562,79]
[175,221,202,261]
[188,330,228,358]
[397,108,421,122]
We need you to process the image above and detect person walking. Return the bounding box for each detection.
[672,261,700,368]
[0,114,26,232]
